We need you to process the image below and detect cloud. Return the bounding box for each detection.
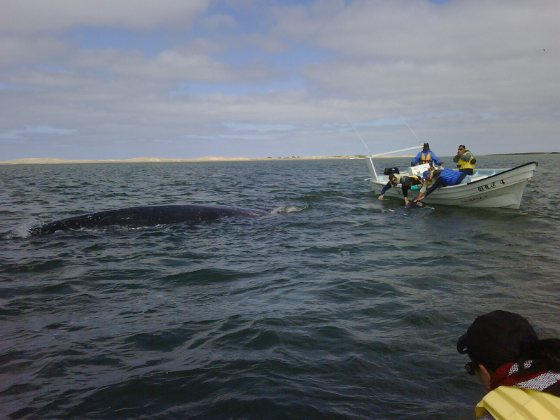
[0,124,77,140]
[0,0,559,160]
[0,36,69,66]
[199,14,237,31]
[276,1,560,127]
[273,0,559,61]
[224,122,297,132]
[0,1,210,33]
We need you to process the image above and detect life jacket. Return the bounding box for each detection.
[476,386,560,419]
[438,168,464,186]
[457,150,476,170]
[420,151,432,164]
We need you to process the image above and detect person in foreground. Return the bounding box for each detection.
[378,173,423,206]
[414,168,467,203]
[411,142,442,166]
[453,144,476,175]
[457,310,560,419]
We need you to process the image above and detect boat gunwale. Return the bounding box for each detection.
[371,161,538,189]
[464,161,538,186]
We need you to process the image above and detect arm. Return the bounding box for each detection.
[431,152,441,165]
[410,151,421,165]
[424,177,444,197]
[378,182,392,199]
[401,185,411,206]
[460,151,473,162]
[414,181,430,202]
[424,185,437,198]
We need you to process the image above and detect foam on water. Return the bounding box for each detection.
[270,203,309,214]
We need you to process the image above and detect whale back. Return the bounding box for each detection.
[31,204,266,235]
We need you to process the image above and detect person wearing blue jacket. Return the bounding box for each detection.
[410,142,441,166]
[415,168,467,202]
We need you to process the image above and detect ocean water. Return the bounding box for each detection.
[1,154,559,419]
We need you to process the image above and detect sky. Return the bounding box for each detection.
[1,0,559,160]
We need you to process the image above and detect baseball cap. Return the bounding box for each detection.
[456,310,537,371]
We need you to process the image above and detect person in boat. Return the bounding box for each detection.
[378,173,423,206]
[413,166,435,202]
[414,168,468,202]
[453,144,476,175]
[410,142,442,166]
[457,310,560,419]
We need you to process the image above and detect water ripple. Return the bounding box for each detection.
[0,156,558,418]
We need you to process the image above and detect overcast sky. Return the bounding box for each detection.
[1,0,559,160]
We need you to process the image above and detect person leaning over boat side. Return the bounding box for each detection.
[453,144,476,175]
[410,142,442,166]
[457,310,560,419]
[378,173,423,206]
[378,173,401,200]
[414,168,467,202]
[413,166,435,203]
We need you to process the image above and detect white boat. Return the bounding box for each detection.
[366,155,537,209]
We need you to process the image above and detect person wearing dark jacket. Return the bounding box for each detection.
[378,173,423,206]
[457,310,560,419]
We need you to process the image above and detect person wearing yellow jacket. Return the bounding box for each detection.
[453,144,476,175]
[457,310,560,419]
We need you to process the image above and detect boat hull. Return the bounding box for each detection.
[370,162,537,209]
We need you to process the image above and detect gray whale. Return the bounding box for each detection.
[31,204,267,235]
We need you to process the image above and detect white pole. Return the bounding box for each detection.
[346,121,378,181]
[367,145,420,182]
[402,118,422,144]
[367,156,378,181]
[348,123,371,155]
[347,121,421,181]
[370,144,421,157]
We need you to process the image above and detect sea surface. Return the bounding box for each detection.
[1,154,559,419]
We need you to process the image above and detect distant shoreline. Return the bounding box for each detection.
[0,152,556,165]
[488,152,559,156]
[0,155,367,165]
